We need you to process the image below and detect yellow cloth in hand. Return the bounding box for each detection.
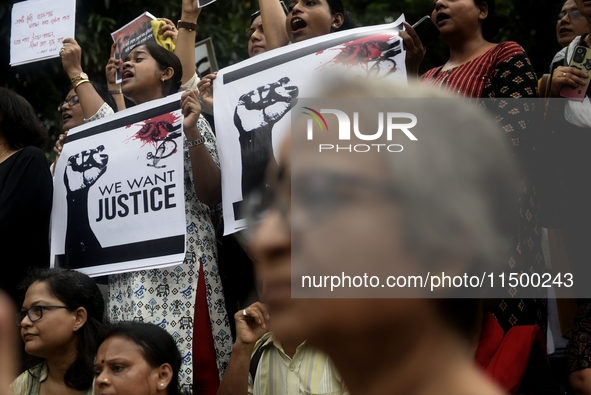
[151,20,176,52]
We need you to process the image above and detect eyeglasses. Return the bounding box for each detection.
[244,172,400,237]
[16,305,71,326]
[57,95,79,112]
[557,9,583,21]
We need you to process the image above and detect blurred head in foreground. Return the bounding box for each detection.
[249,74,519,395]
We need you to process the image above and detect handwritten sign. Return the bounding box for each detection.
[10,0,76,66]
[111,12,157,84]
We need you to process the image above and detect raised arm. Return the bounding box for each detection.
[61,38,112,120]
[181,89,221,207]
[176,0,202,85]
[105,42,126,112]
[217,302,270,395]
[258,0,289,49]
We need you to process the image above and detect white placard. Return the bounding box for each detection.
[51,93,187,277]
[10,0,76,66]
[214,17,407,235]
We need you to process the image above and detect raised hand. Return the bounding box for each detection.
[197,72,217,114]
[181,89,203,139]
[60,38,84,80]
[105,42,122,87]
[157,18,179,44]
[234,77,299,134]
[64,146,109,194]
[181,0,202,19]
[234,302,270,346]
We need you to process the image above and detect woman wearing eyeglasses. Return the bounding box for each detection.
[11,268,106,395]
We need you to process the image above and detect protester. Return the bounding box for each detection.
[557,0,588,48]
[249,74,521,395]
[11,268,106,395]
[256,0,424,75]
[98,40,230,394]
[52,38,119,174]
[420,0,546,335]
[217,301,346,395]
[541,0,591,393]
[94,322,183,395]
[0,88,52,305]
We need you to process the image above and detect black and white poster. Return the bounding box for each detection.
[213,16,407,235]
[51,93,186,277]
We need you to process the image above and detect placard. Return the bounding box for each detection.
[214,17,407,235]
[51,93,187,277]
[111,12,157,83]
[10,0,76,66]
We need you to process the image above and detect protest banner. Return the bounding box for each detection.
[51,93,187,277]
[195,37,219,78]
[213,17,407,235]
[10,0,76,66]
[111,12,157,83]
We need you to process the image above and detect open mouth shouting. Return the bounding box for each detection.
[121,69,134,83]
[435,12,451,27]
[290,17,308,35]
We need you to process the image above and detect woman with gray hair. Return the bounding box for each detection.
[247,75,523,395]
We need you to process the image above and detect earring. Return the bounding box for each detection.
[161,77,165,82]
[160,383,164,387]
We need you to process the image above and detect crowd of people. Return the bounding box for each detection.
[2,0,591,394]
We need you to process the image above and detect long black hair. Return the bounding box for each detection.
[138,41,183,97]
[474,0,507,41]
[0,87,48,150]
[19,268,106,391]
[97,322,183,395]
[326,0,356,31]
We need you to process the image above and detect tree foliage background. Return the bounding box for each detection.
[0,0,565,158]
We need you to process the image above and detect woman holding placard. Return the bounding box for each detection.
[86,39,229,395]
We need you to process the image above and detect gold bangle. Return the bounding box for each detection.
[74,79,90,89]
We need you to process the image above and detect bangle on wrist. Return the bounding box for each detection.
[184,136,205,149]
[74,79,90,89]
[109,89,123,95]
[177,20,198,32]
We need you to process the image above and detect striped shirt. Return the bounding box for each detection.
[421,41,536,99]
[248,333,348,395]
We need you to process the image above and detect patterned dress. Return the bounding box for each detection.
[421,41,547,334]
[108,114,232,391]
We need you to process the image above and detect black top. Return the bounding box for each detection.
[0,146,53,304]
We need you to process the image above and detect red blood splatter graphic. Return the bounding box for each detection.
[316,34,402,76]
[125,112,182,148]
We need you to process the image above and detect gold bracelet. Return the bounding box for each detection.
[74,79,90,89]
